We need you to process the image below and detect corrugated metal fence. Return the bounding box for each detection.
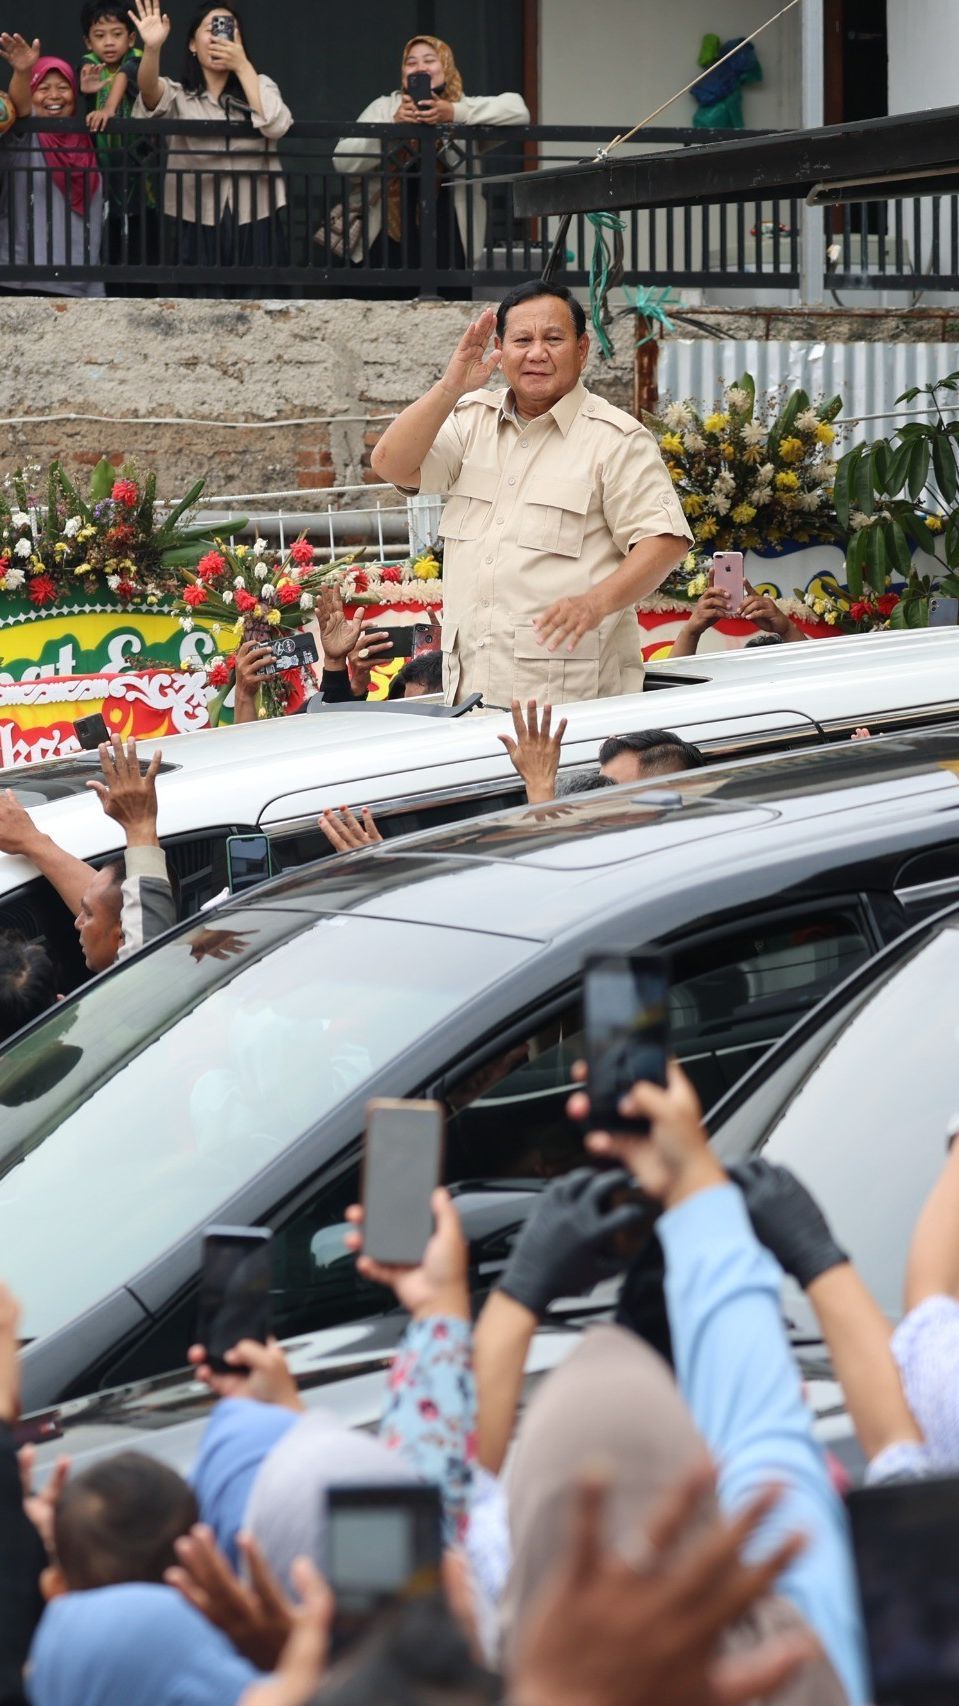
[659,341,959,437]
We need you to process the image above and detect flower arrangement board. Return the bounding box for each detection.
[0,668,211,768]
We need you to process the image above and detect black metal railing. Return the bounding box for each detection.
[1,117,954,298]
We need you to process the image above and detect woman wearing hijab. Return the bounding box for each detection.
[331,37,528,297]
[0,35,104,297]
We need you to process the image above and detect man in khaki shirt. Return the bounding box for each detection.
[373,282,692,705]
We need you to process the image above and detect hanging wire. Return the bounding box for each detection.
[586,211,626,358]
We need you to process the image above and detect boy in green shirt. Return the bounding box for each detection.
[79,2,156,283]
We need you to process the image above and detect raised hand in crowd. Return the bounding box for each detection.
[318,805,383,853]
[316,585,363,662]
[345,627,393,698]
[167,1525,301,1670]
[345,1185,470,1322]
[511,1469,813,1706]
[574,1057,724,1208]
[187,1336,304,1412]
[0,30,40,80]
[127,0,171,51]
[669,575,732,657]
[738,583,807,642]
[87,733,163,847]
[497,699,568,805]
[233,640,275,725]
[239,1559,333,1706]
[441,306,502,398]
[0,787,95,919]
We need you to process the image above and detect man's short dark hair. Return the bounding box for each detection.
[81,2,135,33]
[387,651,444,699]
[496,281,587,341]
[555,769,616,797]
[54,1452,198,1591]
[599,728,705,775]
[744,631,785,648]
[0,931,57,1045]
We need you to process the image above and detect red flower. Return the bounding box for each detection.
[876,593,900,617]
[207,660,231,687]
[116,579,135,601]
[111,479,139,508]
[197,551,227,582]
[28,575,56,606]
[184,583,208,607]
[234,589,257,613]
[849,601,870,622]
[380,565,403,584]
[107,523,136,547]
[351,570,369,593]
[289,538,314,567]
[278,583,300,606]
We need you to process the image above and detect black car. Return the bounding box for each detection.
[10,730,959,1416]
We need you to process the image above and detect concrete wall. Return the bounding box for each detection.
[887,0,959,114]
[538,0,802,134]
[6,296,958,503]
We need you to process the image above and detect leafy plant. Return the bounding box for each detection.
[834,372,959,625]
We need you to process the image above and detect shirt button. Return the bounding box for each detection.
[508,476,517,486]
[520,439,529,448]
[496,516,505,525]
[485,554,494,564]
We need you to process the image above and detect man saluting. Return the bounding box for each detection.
[372,282,692,706]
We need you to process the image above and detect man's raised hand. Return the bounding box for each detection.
[497,699,567,805]
[87,734,163,846]
[439,307,502,399]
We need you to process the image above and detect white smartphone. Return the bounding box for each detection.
[712,552,745,610]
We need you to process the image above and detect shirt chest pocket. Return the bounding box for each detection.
[438,465,500,542]
[517,475,592,558]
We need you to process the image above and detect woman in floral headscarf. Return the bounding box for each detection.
[331,36,528,296]
[0,33,104,296]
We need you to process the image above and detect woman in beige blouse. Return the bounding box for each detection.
[130,0,291,294]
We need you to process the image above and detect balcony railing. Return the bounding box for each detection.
[3,116,956,298]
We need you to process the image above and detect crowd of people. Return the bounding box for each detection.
[4,1042,959,1702]
[0,8,528,297]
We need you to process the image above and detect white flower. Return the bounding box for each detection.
[795,489,823,512]
[760,461,775,479]
[106,574,120,591]
[181,617,194,633]
[299,592,314,611]
[726,386,751,410]
[234,575,245,589]
[253,537,268,557]
[663,401,693,430]
[14,538,32,558]
[683,431,705,453]
[715,470,737,492]
[259,582,276,602]
[804,591,817,608]
[63,516,82,538]
[254,562,269,580]
[814,461,838,486]
[796,408,820,433]
[2,567,25,590]
[10,510,30,530]
[707,494,731,515]
[749,486,774,506]
[850,510,874,531]
[211,622,222,635]
[221,590,234,605]
[742,422,766,446]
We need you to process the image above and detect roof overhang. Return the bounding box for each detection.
[505,104,959,216]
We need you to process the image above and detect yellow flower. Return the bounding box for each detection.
[683,494,705,516]
[695,517,719,541]
[720,442,735,460]
[234,544,249,558]
[687,573,708,597]
[683,552,697,570]
[813,598,826,615]
[825,610,838,624]
[412,555,441,581]
[780,436,804,463]
[668,465,684,484]
[253,603,265,619]
[53,541,68,557]
[267,608,282,627]
[660,431,684,455]
[704,412,729,434]
[815,422,836,445]
[731,503,757,524]
[741,445,762,465]
[73,561,92,575]
[233,617,246,638]
[78,525,96,542]
[925,515,945,532]
[776,471,800,491]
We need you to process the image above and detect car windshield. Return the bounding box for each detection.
[0,905,527,1340]
[728,923,959,1318]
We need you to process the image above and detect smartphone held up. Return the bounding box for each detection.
[362,1099,445,1267]
[711,551,745,611]
[582,953,670,1136]
[196,1225,272,1373]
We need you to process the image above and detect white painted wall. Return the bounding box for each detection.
[539,0,802,133]
[887,0,959,113]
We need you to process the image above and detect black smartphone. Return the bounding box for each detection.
[406,70,434,108]
[326,1484,443,1659]
[226,833,274,894]
[74,712,109,751]
[929,595,959,628]
[848,1475,959,1703]
[196,1225,272,1373]
[583,953,670,1135]
[362,1099,445,1266]
[381,624,435,660]
[264,631,320,678]
[210,12,236,39]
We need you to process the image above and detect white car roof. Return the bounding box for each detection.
[1,627,958,886]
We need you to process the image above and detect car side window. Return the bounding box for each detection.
[162,830,234,916]
[667,908,874,1109]
[267,785,527,869]
[443,1002,585,1189]
[895,844,959,922]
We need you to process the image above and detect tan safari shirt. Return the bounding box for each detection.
[415,381,692,706]
[132,76,291,224]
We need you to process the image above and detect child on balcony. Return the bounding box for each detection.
[78,2,157,285]
[0,33,104,296]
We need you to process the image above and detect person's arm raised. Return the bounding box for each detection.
[371,308,501,492]
[0,33,40,115]
[128,0,170,110]
[0,788,95,920]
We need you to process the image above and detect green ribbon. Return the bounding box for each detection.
[621,283,680,349]
[586,210,626,360]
